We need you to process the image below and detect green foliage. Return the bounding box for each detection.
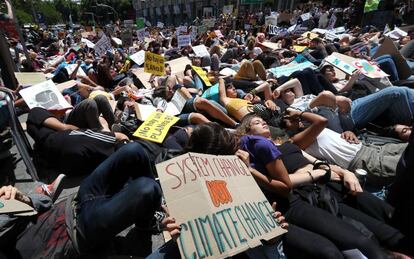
[37,2,62,24]
[15,8,33,24]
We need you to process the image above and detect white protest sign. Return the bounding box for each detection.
[112,37,122,45]
[223,5,233,14]
[327,14,337,30]
[19,80,72,111]
[325,54,356,75]
[325,30,337,41]
[192,44,210,57]
[176,26,187,36]
[81,38,95,48]
[265,16,278,26]
[268,25,279,35]
[352,59,389,79]
[129,50,145,66]
[157,22,164,29]
[268,60,317,78]
[385,27,408,39]
[178,35,192,48]
[156,152,287,259]
[214,30,224,38]
[137,28,146,42]
[334,26,346,34]
[300,12,312,21]
[65,64,87,77]
[311,28,327,35]
[94,34,112,57]
[191,26,198,40]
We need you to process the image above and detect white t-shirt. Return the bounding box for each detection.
[305,128,362,169]
[291,94,315,111]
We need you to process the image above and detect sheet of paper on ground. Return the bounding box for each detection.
[133,111,179,143]
[14,72,46,86]
[20,80,72,110]
[156,152,287,259]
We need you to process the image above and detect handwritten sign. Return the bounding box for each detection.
[133,111,179,143]
[192,66,212,87]
[144,51,165,76]
[327,14,337,30]
[178,35,192,48]
[265,16,278,26]
[192,44,210,57]
[130,50,145,66]
[94,34,112,57]
[293,45,307,53]
[300,12,312,21]
[268,60,317,78]
[352,60,388,79]
[325,54,356,75]
[176,26,188,36]
[268,25,280,35]
[156,152,287,259]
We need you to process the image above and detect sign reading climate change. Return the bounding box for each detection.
[156,153,287,259]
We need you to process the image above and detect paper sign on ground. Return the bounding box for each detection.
[81,38,95,48]
[133,111,179,143]
[0,198,36,215]
[156,152,287,259]
[301,31,318,40]
[325,54,356,75]
[192,45,210,58]
[144,52,165,76]
[220,67,237,76]
[178,35,192,48]
[19,80,72,111]
[293,45,307,53]
[268,60,317,78]
[130,50,145,66]
[192,66,212,86]
[65,64,87,77]
[385,27,408,39]
[352,60,388,79]
[94,34,112,57]
[325,30,337,41]
[259,41,281,50]
[14,72,46,86]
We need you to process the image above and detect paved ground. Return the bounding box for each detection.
[0,114,165,258]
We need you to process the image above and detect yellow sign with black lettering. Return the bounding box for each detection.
[144,51,165,76]
[133,111,179,143]
[192,66,212,87]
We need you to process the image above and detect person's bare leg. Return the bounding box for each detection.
[309,91,337,110]
[235,61,257,81]
[253,60,267,80]
[189,112,211,124]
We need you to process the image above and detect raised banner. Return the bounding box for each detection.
[325,54,356,75]
[156,152,287,259]
[133,111,179,143]
[144,51,165,76]
[192,66,212,86]
[178,35,192,48]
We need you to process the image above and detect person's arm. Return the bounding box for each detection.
[289,169,329,187]
[265,158,293,198]
[339,71,360,93]
[288,109,328,150]
[330,164,362,193]
[273,78,304,99]
[218,78,229,106]
[69,60,82,79]
[4,0,13,20]
[0,185,31,206]
[43,117,78,131]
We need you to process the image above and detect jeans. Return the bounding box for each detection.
[375,55,399,81]
[77,142,162,251]
[351,86,414,128]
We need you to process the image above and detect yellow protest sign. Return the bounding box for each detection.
[293,45,307,53]
[144,51,165,76]
[133,111,179,143]
[192,66,212,87]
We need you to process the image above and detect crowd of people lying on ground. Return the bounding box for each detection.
[2,3,414,258]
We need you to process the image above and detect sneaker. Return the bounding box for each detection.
[35,174,66,201]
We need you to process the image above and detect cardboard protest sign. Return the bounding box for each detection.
[166,56,192,77]
[14,72,46,86]
[156,152,287,259]
[265,16,278,26]
[192,66,212,86]
[130,50,145,66]
[192,45,210,57]
[94,34,112,57]
[301,31,318,40]
[223,5,233,14]
[259,41,281,50]
[300,12,312,21]
[373,37,412,80]
[144,52,165,76]
[133,111,179,143]
[0,198,37,216]
[325,54,356,75]
[198,25,207,34]
[203,18,216,28]
[293,45,307,53]
[214,30,224,38]
[176,26,188,36]
[178,35,192,48]
[352,59,388,79]
[19,80,72,111]
[56,80,77,92]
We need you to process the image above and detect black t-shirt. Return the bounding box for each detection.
[27,108,116,175]
[278,142,310,174]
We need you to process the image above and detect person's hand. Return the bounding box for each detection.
[236,149,250,167]
[272,202,288,229]
[330,170,342,181]
[0,185,31,205]
[264,99,277,111]
[161,205,181,241]
[266,78,278,86]
[343,172,363,194]
[272,89,280,99]
[341,131,360,144]
[64,124,79,131]
[244,93,254,102]
[285,107,301,119]
[76,59,82,66]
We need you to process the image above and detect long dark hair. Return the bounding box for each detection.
[185,123,239,155]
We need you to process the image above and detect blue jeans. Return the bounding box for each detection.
[77,142,162,250]
[351,86,414,128]
[375,55,399,81]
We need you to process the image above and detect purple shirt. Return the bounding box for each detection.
[240,135,282,176]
